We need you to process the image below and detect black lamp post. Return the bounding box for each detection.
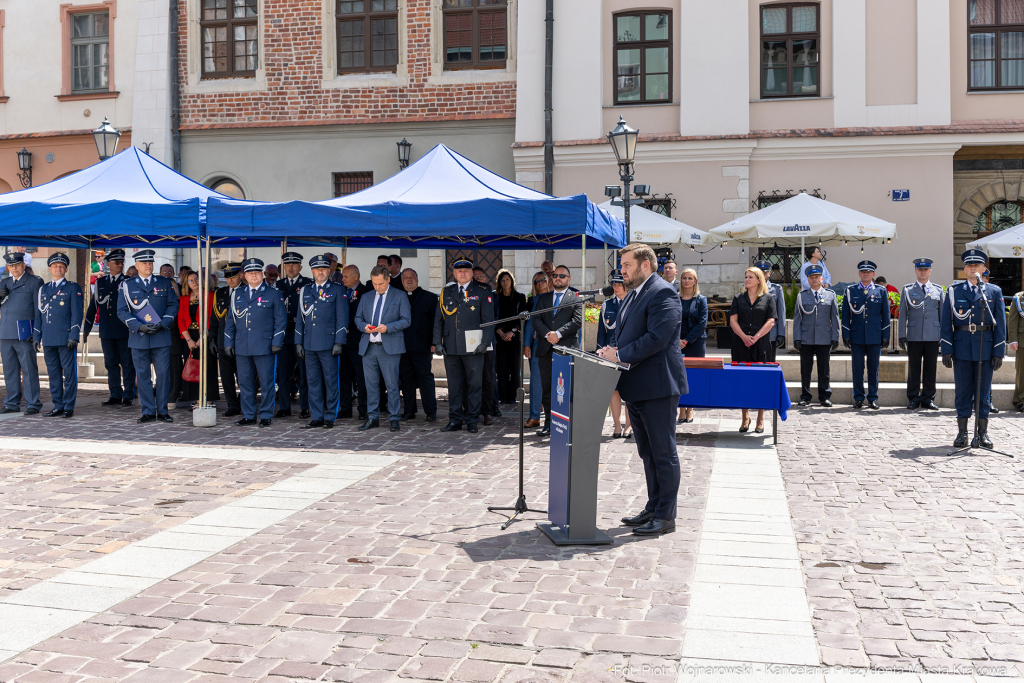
[92,116,122,161]
[605,116,642,235]
[397,138,412,170]
[16,148,32,188]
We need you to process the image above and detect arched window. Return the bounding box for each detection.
[211,178,245,199]
[973,200,1024,234]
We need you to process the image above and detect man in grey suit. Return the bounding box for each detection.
[532,264,583,437]
[0,252,44,414]
[793,264,840,407]
[898,257,944,410]
[356,264,411,432]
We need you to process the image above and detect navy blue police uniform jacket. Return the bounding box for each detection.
[0,273,43,340]
[224,283,287,356]
[939,280,1007,362]
[294,280,349,352]
[841,283,891,346]
[85,274,130,339]
[34,279,84,346]
[275,275,314,345]
[116,275,180,349]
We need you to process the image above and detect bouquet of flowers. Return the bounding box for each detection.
[887,290,900,318]
[584,303,600,324]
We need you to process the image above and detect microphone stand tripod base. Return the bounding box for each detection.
[488,494,548,531]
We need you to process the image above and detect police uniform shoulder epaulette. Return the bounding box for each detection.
[445,282,458,288]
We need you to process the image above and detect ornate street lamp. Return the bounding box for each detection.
[92,116,122,161]
[397,138,412,170]
[16,148,32,188]
[606,116,641,234]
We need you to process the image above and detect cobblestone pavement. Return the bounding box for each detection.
[780,404,1024,677]
[0,392,714,682]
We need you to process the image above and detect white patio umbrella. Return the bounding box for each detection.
[708,192,897,248]
[966,223,1024,257]
[598,200,710,246]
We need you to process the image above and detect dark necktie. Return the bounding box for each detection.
[372,293,384,328]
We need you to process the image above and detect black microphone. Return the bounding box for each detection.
[576,286,615,297]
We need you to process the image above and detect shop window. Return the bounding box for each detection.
[613,11,672,104]
[443,0,507,70]
[760,3,819,98]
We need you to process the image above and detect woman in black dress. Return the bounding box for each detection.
[678,268,708,424]
[494,269,528,404]
[729,267,778,433]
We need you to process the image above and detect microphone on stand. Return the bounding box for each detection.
[576,286,615,297]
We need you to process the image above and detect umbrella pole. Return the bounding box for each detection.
[343,237,348,267]
[801,236,805,285]
[603,243,608,285]
[282,238,287,259]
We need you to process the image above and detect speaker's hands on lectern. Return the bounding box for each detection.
[596,345,618,363]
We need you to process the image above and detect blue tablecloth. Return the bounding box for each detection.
[678,365,790,420]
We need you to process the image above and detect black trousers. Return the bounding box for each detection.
[799,344,831,402]
[495,338,521,403]
[400,351,437,417]
[446,353,484,426]
[168,334,182,404]
[907,340,939,403]
[217,348,239,410]
[539,353,554,426]
[340,339,367,417]
[480,349,500,416]
[625,394,681,520]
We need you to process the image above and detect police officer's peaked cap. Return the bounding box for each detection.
[753,259,773,272]
[984,268,991,278]
[309,254,331,269]
[241,257,265,273]
[47,252,70,267]
[913,257,933,269]
[857,260,877,272]
[106,248,126,261]
[3,252,24,265]
[452,259,474,270]
[282,251,304,265]
[133,249,156,263]
[223,261,243,276]
[961,248,988,265]
[805,265,823,276]
[609,269,624,284]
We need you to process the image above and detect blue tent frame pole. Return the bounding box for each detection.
[581,235,586,290]
[81,238,92,367]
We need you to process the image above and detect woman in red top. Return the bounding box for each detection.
[177,270,218,407]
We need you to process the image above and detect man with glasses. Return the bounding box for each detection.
[531,265,583,437]
[523,272,550,429]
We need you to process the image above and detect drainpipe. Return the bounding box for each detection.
[170,0,182,172]
[543,0,553,195]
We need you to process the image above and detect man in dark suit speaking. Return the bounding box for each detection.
[531,265,583,437]
[597,243,686,536]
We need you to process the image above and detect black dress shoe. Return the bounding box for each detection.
[323,421,334,429]
[62,410,74,418]
[235,418,257,426]
[536,426,551,437]
[400,413,415,421]
[923,400,939,410]
[621,510,655,527]
[907,400,919,410]
[300,410,311,419]
[390,420,400,432]
[157,414,173,422]
[359,418,379,431]
[797,399,810,406]
[853,401,863,409]
[424,414,436,422]
[483,414,493,426]
[467,423,478,433]
[101,397,122,406]
[138,414,156,423]
[274,409,292,418]
[43,409,63,417]
[493,410,503,418]
[259,419,272,427]
[990,405,1000,414]
[304,420,325,429]
[223,408,240,417]
[0,407,19,414]
[24,408,39,415]
[633,518,676,536]
[821,399,832,407]
[868,401,879,410]
[440,422,462,432]
[122,399,134,407]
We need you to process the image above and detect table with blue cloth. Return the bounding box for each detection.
[679,364,791,444]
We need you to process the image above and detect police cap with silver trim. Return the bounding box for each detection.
[805,264,823,276]
[47,252,70,267]
[961,248,988,265]
[223,261,243,276]
[106,248,126,262]
[282,251,304,265]
[913,257,933,269]
[308,254,331,269]
[609,269,624,284]
[984,268,991,278]
[3,252,25,265]
[753,259,773,272]
[241,257,265,273]
[133,249,156,263]
[452,258,474,270]
[857,260,877,272]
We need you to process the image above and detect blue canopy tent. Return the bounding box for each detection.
[206,144,625,249]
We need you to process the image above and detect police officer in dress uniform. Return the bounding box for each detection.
[898,257,944,411]
[224,258,286,427]
[213,262,243,416]
[433,258,495,433]
[841,260,891,409]
[754,260,787,360]
[0,252,43,414]
[274,251,313,419]
[84,248,136,407]
[793,264,839,407]
[1007,284,1024,411]
[294,254,348,429]
[116,249,179,423]
[596,270,624,348]
[34,253,84,418]
[940,248,1006,448]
